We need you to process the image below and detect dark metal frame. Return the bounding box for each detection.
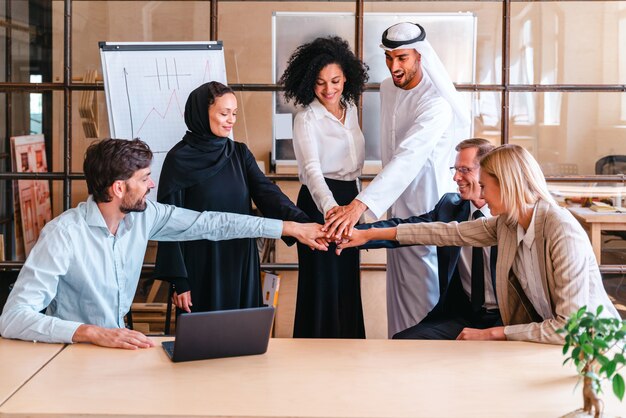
[0,0,625,273]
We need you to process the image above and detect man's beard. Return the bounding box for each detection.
[120,192,148,214]
[392,66,418,89]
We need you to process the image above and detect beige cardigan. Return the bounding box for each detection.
[396,199,619,344]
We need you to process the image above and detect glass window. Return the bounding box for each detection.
[510,1,626,85]
[220,1,356,85]
[364,1,503,84]
[509,92,626,176]
[69,1,213,76]
[0,1,52,83]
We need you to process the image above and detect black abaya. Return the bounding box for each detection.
[293,178,365,338]
[154,82,308,312]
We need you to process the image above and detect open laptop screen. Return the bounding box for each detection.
[162,306,275,362]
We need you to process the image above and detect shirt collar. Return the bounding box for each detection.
[85,195,109,229]
[469,201,491,219]
[309,98,348,123]
[516,206,537,248]
[84,195,134,235]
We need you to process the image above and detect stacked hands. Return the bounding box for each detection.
[287,200,371,253]
[171,204,369,314]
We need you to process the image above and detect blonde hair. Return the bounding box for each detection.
[480,144,556,223]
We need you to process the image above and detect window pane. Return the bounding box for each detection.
[470,90,502,145]
[364,1,502,84]
[68,1,212,77]
[509,92,626,176]
[510,1,626,85]
[0,1,53,82]
[221,2,356,84]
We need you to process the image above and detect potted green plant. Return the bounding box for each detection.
[559,305,626,418]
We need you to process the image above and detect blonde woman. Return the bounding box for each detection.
[338,144,619,344]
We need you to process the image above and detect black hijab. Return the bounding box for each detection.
[157,82,235,201]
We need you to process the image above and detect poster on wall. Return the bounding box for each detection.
[10,134,52,257]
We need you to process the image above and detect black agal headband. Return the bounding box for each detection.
[381,23,426,49]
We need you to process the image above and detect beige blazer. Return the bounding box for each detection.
[396,199,619,344]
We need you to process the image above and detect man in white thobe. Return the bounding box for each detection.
[325,22,470,337]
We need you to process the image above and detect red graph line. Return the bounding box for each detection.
[135,90,185,136]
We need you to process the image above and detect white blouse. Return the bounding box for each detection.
[512,209,554,321]
[292,98,365,215]
[457,203,498,310]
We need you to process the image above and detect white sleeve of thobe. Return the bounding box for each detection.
[357,99,453,219]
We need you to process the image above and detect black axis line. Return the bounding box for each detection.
[155,58,161,90]
[174,58,180,90]
[123,67,134,137]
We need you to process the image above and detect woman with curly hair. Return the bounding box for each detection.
[280,36,369,338]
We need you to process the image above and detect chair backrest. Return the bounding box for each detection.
[595,155,626,175]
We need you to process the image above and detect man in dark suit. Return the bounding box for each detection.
[359,138,500,339]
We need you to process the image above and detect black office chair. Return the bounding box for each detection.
[595,155,626,175]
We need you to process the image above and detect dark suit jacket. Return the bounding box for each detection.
[358,193,497,320]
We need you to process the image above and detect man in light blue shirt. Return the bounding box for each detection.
[0,138,326,349]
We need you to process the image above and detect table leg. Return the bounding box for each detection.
[590,224,602,264]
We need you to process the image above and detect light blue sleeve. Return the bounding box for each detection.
[0,224,81,344]
[146,201,283,242]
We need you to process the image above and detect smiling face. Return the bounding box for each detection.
[453,147,483,205]
[120,167,154,213]
[208,93,237,137]
[479,172,504,216]
[314,63,346,110]
[384,48,421,90]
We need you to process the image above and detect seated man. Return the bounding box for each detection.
[356,138,499,339]
[339,144,620,344]
[0,138,326,349]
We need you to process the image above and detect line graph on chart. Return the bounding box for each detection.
[123,58,217,139]
[102,45,226,198]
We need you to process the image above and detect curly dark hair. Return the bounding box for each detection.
[84,138,153,203]
[280,36,368,107]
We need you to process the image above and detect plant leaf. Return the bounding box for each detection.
[593,338,610,350]
[604,361,616,377]
[612,374,625,401]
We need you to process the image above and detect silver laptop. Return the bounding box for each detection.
[162,306,275,362]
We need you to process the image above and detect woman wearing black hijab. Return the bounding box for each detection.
[154,81,309,313]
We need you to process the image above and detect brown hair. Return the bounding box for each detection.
[455,137,495,162]
[83,138,153,203]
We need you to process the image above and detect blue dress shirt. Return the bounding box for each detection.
[0,196,283,343]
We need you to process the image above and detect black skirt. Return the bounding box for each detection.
[293,178,365,338]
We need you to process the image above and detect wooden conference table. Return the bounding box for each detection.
[567,206,626,265]
[0,339,64,405]
[1,337,624,417]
